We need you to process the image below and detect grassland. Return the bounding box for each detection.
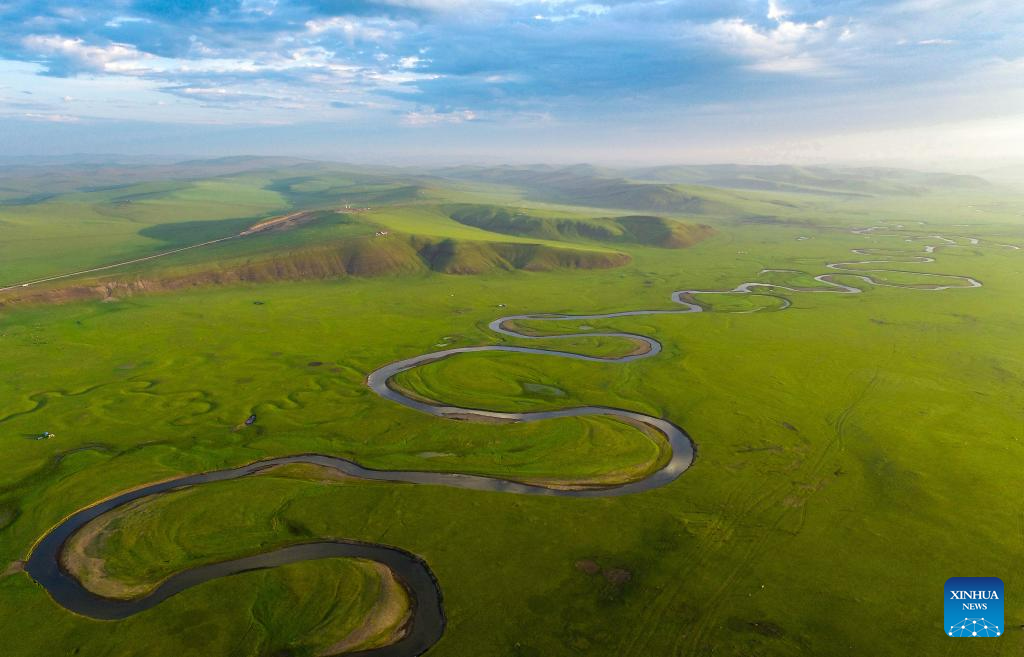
[0,178,289,284]
[2,160,1024,656]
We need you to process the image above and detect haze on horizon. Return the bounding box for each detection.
[0,0,1022,170]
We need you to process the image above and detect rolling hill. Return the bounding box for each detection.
[624,164,992,196]
[436,165,722,213]
[446,204,715,248]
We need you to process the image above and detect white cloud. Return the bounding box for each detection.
[532,3,610,22]
[701,15,833,74]
[22,35,152,74]
[767,0,789,21]
[367,68,441,87]
[402,108,478,125]
[240,0,278,15]
[21,111,80,122]
[104,16,152,28]
[179,87,230,96]
[304,16,398,43]
[378,0,499,11]
[52,6,85,21]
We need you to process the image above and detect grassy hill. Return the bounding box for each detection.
[447,204,715,248]
[435,163,994,208]
[3,235,630,305]
[4,158,1011,306]
[2,158,1013,306]
[436,165,723,213]
[0,200,638,306]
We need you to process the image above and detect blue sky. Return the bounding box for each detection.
[0,0,1022,165]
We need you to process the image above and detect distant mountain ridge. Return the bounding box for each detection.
[437,165,719,213]
[623,164,991,196]
[433,162,991,214]
[0,158,992,207]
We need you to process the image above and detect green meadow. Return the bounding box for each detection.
[1,162,1023,656]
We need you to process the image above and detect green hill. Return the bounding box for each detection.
[436,165,722,213]
[447,204,715,248]
[0,231,630,306]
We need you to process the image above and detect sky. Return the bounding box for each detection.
[0,0,1022,167]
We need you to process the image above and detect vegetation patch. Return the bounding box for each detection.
[1,234,629,306]
[447,204,715,248]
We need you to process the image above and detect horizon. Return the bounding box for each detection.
[3,152,1024,182]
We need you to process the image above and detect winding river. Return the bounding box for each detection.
[24,229,1000,655]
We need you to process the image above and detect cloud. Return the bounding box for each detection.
[160,85,275,104]
[21,111,80,122]
[532,3,610,22]
[766,0,788,21]
[402,107,477,125]
[699,4,835,75]
[22,35,152,75]
[303,16,400,43]
[104,16,152,28]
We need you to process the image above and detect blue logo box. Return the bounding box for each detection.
[945,577,1003,637]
